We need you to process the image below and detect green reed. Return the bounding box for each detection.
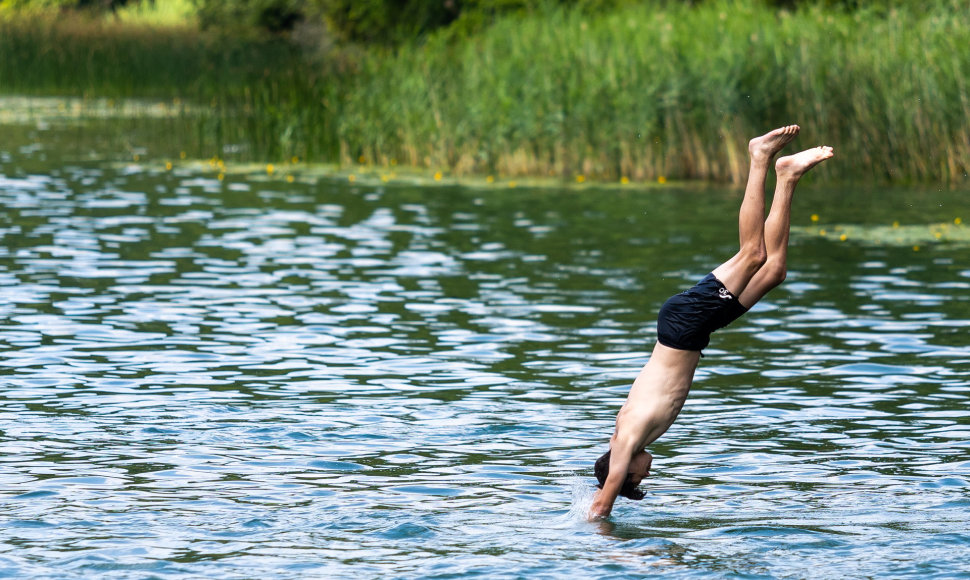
[353,0,970,183]
[1,0,967,183]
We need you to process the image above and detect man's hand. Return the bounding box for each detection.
[588,489,614,520]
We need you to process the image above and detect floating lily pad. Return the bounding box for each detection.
[793,222,968,246]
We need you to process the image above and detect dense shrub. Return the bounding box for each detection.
[192,0,304,32]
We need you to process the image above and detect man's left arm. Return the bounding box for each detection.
[588,441,634,519]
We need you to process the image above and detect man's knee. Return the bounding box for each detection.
[762,260,787,287]
[741,244,768,272]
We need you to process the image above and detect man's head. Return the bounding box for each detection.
[594,450,651,500]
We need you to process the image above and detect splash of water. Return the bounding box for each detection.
[553,476,597,526]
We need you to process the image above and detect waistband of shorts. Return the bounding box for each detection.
[705,272,749,311]
[703,273,734,296]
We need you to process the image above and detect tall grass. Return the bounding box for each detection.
[0,13,340,160]
[354,0,970,183]
[1,0,968,183]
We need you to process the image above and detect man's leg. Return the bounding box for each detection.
[712,125,800,296]
[737,146,835,307]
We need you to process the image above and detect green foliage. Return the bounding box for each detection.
[114,0,196,25]
[1,0,968,183]
[0,0,946,40]
[316,0,460,44]
[293,0,649,45]
[0,0,151,14]
[193,0,305,32]
[768,0,940,9]
[0,0,75,13]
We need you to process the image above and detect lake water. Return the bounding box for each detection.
[1,110,969,579]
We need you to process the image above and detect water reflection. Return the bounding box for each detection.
[1,122,969,578]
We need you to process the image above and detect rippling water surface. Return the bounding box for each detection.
[2,119,969,579]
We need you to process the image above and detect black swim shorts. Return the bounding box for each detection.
[656,273,749,352]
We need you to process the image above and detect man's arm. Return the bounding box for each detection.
[588,347,697,519]
[589,438,635,519]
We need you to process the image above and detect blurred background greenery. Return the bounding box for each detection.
[1,0,967,184]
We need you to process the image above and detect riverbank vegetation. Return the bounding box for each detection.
[1,0,967,184]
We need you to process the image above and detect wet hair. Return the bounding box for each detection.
[594,450,645,500]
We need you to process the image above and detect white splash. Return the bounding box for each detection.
[549,476,597,527]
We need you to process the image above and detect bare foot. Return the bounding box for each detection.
[775,146,835,180]
[749,125,800,162]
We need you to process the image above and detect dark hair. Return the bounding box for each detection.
[594,451,645,500]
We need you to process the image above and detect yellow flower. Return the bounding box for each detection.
[486,175,495,184]
[348,174,356,183]
[133,154,140,162]
[934,231,942,239]
[165,162,172,171]
[657,176,667,184]
[839,234,847,241]
[819,229,827,236]
[956,217,963,225]
[291,156,299,164]
[217,173,224,181]
[913,245,920,252]
[358,155,366,164]
[434,171,443,181]
[286,175,294,183]
[620,176,629,184]
[892,221,899,228]
[180,151,186,160]
[390,159,398,166]
[576,175,586,183]
[381,175,390,183]
[509,181,517,188]
[811,214,819,223]
[266,164,275,175]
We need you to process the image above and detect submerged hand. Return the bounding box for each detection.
[588,490,613,520]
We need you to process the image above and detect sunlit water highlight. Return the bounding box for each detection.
[1,120,969,578]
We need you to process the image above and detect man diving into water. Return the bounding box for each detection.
[590,125,834,518]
